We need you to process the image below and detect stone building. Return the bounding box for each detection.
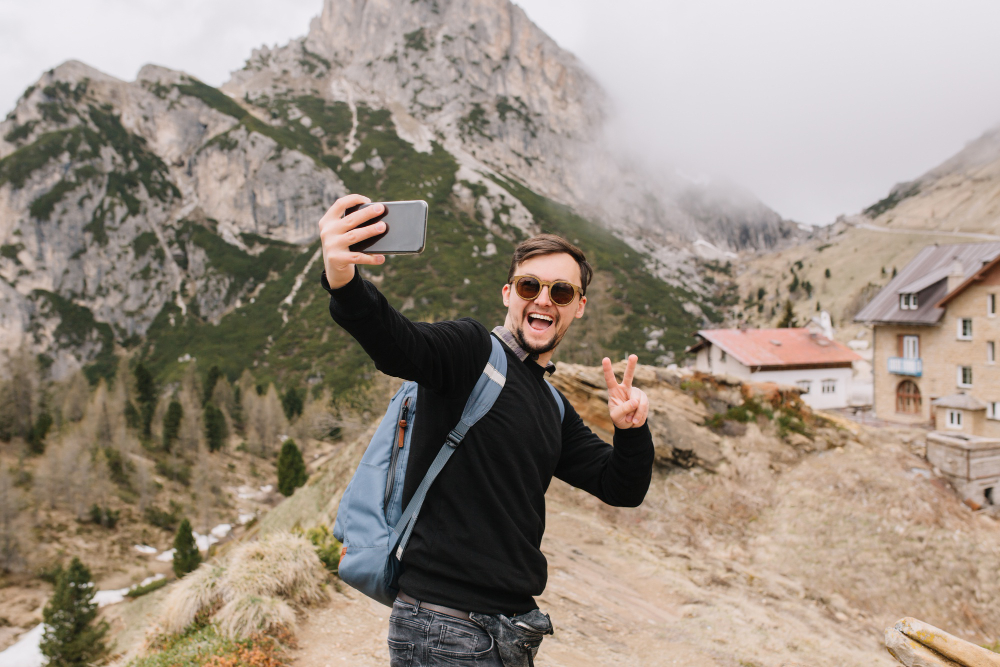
[855,242,1000,435]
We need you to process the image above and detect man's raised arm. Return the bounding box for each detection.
[317,195,489,397]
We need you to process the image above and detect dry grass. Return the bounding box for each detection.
[157,532,327,639]
[159,563,227,635]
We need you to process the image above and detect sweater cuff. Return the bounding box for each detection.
[612,421,652,448]
[322,270,374,320]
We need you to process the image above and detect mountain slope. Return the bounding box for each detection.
[863,124,1000,234]
[0,0,793,388]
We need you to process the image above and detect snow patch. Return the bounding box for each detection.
[134,544,158,554]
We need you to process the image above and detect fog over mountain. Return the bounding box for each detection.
[4,0,1000,225]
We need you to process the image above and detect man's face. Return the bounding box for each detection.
[502,252,587,357]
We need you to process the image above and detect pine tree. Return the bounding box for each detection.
[173,518,201,577]
[134,363,157,437]
[40,557,109,667]
[777,300,797,328]
[277,439,308,497]
[282,387,303,421]
[204,403,228,452]
[163,400,183,452]
[203,365,222,407]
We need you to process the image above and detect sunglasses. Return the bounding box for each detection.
[510,275,583,306]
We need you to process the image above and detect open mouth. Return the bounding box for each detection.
[527,313,554,332]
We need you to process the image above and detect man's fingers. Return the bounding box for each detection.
[341,202,384,230]
[610,397,639,425]
[350,252,385,266]
[321,194,371,225]
[601,357,618,391]
[622,354,637,389]
[631,390,649,425]
[346,220,387,245]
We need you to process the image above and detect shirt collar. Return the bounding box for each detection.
[492,326,556,375]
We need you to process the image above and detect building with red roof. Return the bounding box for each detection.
[688,316,861,410]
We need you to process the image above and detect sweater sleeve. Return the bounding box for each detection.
[321,270,490,399]
[552,394,655,507]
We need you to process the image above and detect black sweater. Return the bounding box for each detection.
[324,271,655,614]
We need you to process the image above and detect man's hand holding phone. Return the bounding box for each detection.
[318,195,387,290]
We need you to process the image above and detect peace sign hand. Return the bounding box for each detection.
[602,354,649,429]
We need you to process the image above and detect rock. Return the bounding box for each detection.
[885,617,1000,667]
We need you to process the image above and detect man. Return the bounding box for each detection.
[318,194,654,666]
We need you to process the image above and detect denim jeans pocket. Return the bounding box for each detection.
[388,638,414,667]
[426,621,495,665]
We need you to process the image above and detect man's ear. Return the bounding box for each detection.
[575,295,587,319]
[502,283,511,307]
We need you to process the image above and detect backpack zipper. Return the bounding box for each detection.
[384,397,410,515]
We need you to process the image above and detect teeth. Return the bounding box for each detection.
[529,314,553,322]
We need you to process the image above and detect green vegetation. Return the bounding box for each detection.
[705,396,775,431]
[88,503,120,528]
[302,524,341,575]
[277,439,307,497]
[135,363,157,437]
[126,577,169,598]
[163,400,183,452]
[144,501,182,531]
[133,231,159,258]
[4,120,37,143]
[459,103,491,140]
[282,386,303,420]
[129,622,289,667]
[40,557,109,667]
[185,221,297,300]
[173,518,202,577]
[777,299,797,328]
[29,179,80,221]
[404,27,429,51]
[204,403,227,452]
[865,182,921,218]
[27,411,53,454]
[1,243,24,263]
[33,290,116,384]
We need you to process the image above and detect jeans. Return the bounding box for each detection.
[388,598,504,666]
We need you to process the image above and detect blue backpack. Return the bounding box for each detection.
[332,335,564,606]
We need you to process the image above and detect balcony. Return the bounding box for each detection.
[888,357,922,376]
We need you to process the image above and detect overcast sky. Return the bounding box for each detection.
[3,0,1000,225]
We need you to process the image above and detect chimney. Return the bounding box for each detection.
[946,258,965,293]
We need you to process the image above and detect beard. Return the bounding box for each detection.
[513,319,568,357]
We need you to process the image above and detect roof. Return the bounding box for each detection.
[854,243,1000,325]
[689,328,860,370]
[936,253,1000,308]
[931,393,987,410]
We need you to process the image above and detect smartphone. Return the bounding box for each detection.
[346,200,428,254]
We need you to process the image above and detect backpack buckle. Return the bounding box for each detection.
[445,430,463,448]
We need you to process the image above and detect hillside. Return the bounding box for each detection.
[0,0,801,395]
[77,363,1000,667]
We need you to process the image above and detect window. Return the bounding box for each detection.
[989,293,997,317]
[720,350,727,363]
[896,381,921,414]
[796,380,811,394]
[899,293,919,310]
[821,379,837,394]
[988,402,1000,420]
[946,409,963,429]
[902,335,919,359]
[957,365,973,387]
[989,341,996,363]
[958,318,973,340]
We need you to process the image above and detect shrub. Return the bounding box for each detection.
[127,576,170,598]
[173,518,202,578]
[27,411,52,454]
[303,524,341,575]
[277,439,307,497]
[88,503,120,528]
[158,532,327,638]
[40,557,109,666]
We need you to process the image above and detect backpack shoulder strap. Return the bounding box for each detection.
[394,335,507,558]
[545,380,565,423]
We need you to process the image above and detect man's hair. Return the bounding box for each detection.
[507,234,594,295]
